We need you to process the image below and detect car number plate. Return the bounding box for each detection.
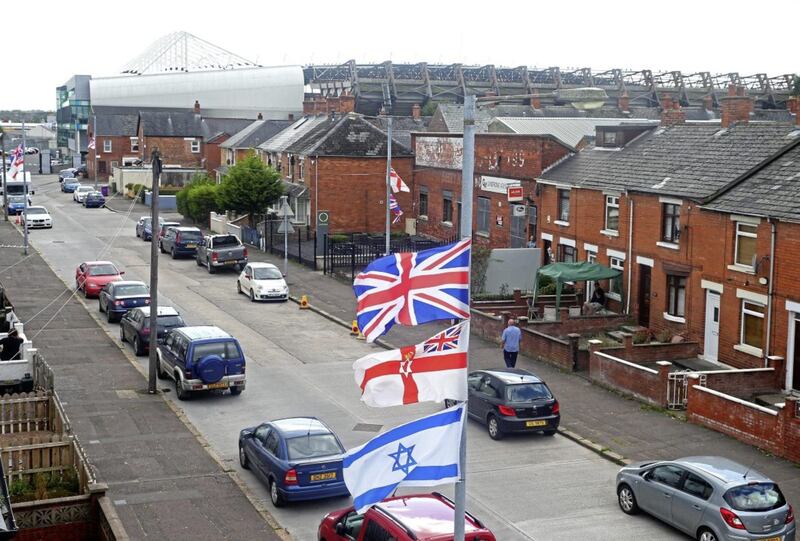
[223,260,236,265]
[526,420,548,427]
[310,472,337,482]
[207,382,228,389]
[185,243,196,248]
[763,537,780,541]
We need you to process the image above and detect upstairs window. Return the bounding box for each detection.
[662,204,681,243]
[557,189,570,222]
[734,222,757,268]
[604,195,619,232]
[190,140,200,153]
[442,190,454,224]
[130,137,139,152]
[418,187,428,217]
[103,139,112,153]
[477,197,490,234]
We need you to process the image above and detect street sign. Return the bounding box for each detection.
[277,221,295,234]
[512,204,527,217]
[507,186,524,202]
[317,210,329,224]
[277,200,294,218]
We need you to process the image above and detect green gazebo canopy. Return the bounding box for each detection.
[533,261,622,309]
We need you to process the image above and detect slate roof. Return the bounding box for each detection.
[281,180,309,199]
[283,113,414,157]
[259,115,330,153]
[539,122,800,201]
[138,111,204,137]
[94,113,139,137]
[201,117,252,143]
[703,139,800,220]
[434,103,540,133]
[489,117,659,148]
[220,119,294,149]
[367,116,430,149]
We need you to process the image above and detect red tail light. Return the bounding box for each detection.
[284,468,298,486]
[243,247,248,258]
[498,405,516,417]
[787,504,795,524]
[212,252,218,261]
[176,233,182,243]
[720,508,746,530]
[552,401,560,415]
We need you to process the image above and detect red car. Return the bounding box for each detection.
[75,261,125,298]
[318,492,496,541]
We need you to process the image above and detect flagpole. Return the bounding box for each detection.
[454,94,475,541]
[93,115,98,190]
[385,116,393,256]
[21,121,29,256]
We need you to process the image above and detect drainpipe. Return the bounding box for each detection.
[625,198,634,314]
[764,217,776,367]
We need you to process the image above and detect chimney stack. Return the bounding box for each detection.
[529,89,541,109]
[339,93,356,114]
[412,103,422,120]
[720,85,752,128]
[288,113,295,122]
[193,100,200,113]
[257,112,263,120]
[702,94,713,111]
[617,90,630,113]
[660,93,686,126]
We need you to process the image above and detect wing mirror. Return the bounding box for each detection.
[119,271,126,275]
[335,523,345,535]
[244,273,251,279]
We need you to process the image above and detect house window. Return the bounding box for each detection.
[103,139,112,153]
[558,244,576,263]
[662,203,681,243]
[603,131,618,146]
[734,222,758,267]
[190,140,200,153]
[442,191,453,224]
[740,300,765,350]
[557,189,570,222]
[293,198,308,225]
[477,197,490,234]
[608,257,624,298]
[605,195,619,232]
[98,161,107,174]
[130,137,139,152]
[666,275,686,317]
[418,187,428,218]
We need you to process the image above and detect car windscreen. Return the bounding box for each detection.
[144,315,184,329]
[506,382,553,402]
[286,434,342,461]
[191,341,241,363]
[179,230,202,241]
[8,196,26,204]
[114,284,149,296]
[88,264,118,276]
[253,267,282,280]
[214,235,239,247]
[723,483,786,512]
[25,208,47,215]
[78,186,92,192]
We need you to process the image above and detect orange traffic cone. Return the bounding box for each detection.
[15,214,21,225]
[299,295,310,309]
[350,320,359,336]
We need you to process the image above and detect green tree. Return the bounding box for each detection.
[176,173,215,222]
[216,155,283,226]
[187,183,220,224]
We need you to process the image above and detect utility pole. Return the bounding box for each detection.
[1,132,7,222]
[93,115,98,190]
[453,94,476,541]
[384,116,392,256]
[148,148,162,394]
[21,121,29,256]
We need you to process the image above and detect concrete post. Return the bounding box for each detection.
[587,339,603,378]
[567,333,581,371]
[657,361,674,407]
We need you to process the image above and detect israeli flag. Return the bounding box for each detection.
[343,404,464,513]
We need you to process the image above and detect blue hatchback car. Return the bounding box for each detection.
[83,191,106,208]
[239,417,349,508]
[6,196,30,215]
[62,179,81,193]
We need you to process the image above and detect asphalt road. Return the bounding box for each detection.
[26,176,682,540]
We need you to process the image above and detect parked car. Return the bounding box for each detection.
[160,226,203,258]
[6,195,31,215]
[98,280,150,323]
[318,492,497,541]
[73,185,93,203]
[22,206,53,229]
[239,417,348,507]
[445,368,560,440]
[58,168,77,182]
[237,262,288,301]
[75,164,87,177]
[156,326,246,400]
[196,234,248,273]
[75,261,124,298]
[156,221,180,250]
[120,306,186,356]
[138,217,166,241]
[83,191,105,208]
[61,178,81,193]
[616,456,795,541]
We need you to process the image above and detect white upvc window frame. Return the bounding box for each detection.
[190,139,200,153]
[608,256,624,301]
[737,299,765,356]
[733,221,758,268]
[103,139,112,153]
[604,194,620,232]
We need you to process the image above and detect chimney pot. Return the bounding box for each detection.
[257,112,263,120]
[412,103,422,120]
[288,113,295,121]
[193,100,200,113]
[618,90,630,113]
[660,94,685,126]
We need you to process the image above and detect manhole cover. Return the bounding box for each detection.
[353,423,382,433]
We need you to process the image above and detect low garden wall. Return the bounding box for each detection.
[587,341,672,406]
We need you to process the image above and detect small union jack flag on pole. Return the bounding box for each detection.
[87,137,96,150]
[353,238,471,342]
[389,194,403,224]
[422,324,464,353]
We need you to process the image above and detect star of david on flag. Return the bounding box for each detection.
[342,403,464,513]
[353,238,471,343]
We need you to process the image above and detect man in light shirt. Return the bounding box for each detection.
[500,318,521,368]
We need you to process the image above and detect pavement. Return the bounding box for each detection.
[101,196,800,507]
[0,215,284,537]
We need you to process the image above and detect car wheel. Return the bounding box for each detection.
[98,299,104,313]
[207,259,215,274]
[119,326,125,342]
[543,429,557,436]
[697,529,718,541]
[175,377,187,401]
[159,241,165,253]
[239,445,249,469]
[230,387,242,396]
[236,281,242,294]
[487,414,504,440]
[134,336,144,356]
[107,310,114,323]
[617,484,639,515]
[444,399,457,409]
[171,248,176,259]
[269,479,285,507]
[156,358,166,380]
[250,289,256,302]
[196,256,202,266]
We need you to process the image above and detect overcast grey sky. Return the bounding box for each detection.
[4,0,798,110]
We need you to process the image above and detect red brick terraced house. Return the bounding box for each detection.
[87,108,140,181]
[216,118,293,179]
[137,111,206,168]
[536,89,800,376]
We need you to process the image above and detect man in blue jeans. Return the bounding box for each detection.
[500,318,521,368]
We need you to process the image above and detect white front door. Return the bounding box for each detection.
[704,290,720,362]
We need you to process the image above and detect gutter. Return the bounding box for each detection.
[765,217,776,367]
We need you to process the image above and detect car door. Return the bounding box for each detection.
[636,465,685,522]
[120,310,134,342]
[248,425,271,482]
[76,263,86,286]
[262,430,282,483]
[466,372,483,419]
[100,283,112,311]
[474,375,501,422]
[161,333,180,373]
[671,472,713,535]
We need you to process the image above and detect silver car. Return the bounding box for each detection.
[616,456,795,541]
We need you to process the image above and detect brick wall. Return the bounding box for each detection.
[203,141,224,176]
[88,136,136,181]
[140,126,204,168]
[588,345,671,406]
[15,522,95,541]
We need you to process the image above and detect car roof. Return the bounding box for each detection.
[375,494,484,535]
[481,368,543,385]
[77,185,93,190]
[129,306,179,317]
[84,260,115,266]
[269,417,332,438]
[675,456,770,484]
[111,280,147,288]
[26,206,47,211]
[249,262,279,269]
[175,326,232,341]
[160,221,180,226]
[174,226,201,232]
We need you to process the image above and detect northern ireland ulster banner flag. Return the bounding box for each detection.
[353,322,468,407]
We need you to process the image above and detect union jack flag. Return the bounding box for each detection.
[353,238,471,342]
[389,194,403,224]
[422,324,463,353]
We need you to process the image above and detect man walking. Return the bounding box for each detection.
[500,318,521,368]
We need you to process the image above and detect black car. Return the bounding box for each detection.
[448,368,560,440]
[98,280,150,323]
[120,306,186,356]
